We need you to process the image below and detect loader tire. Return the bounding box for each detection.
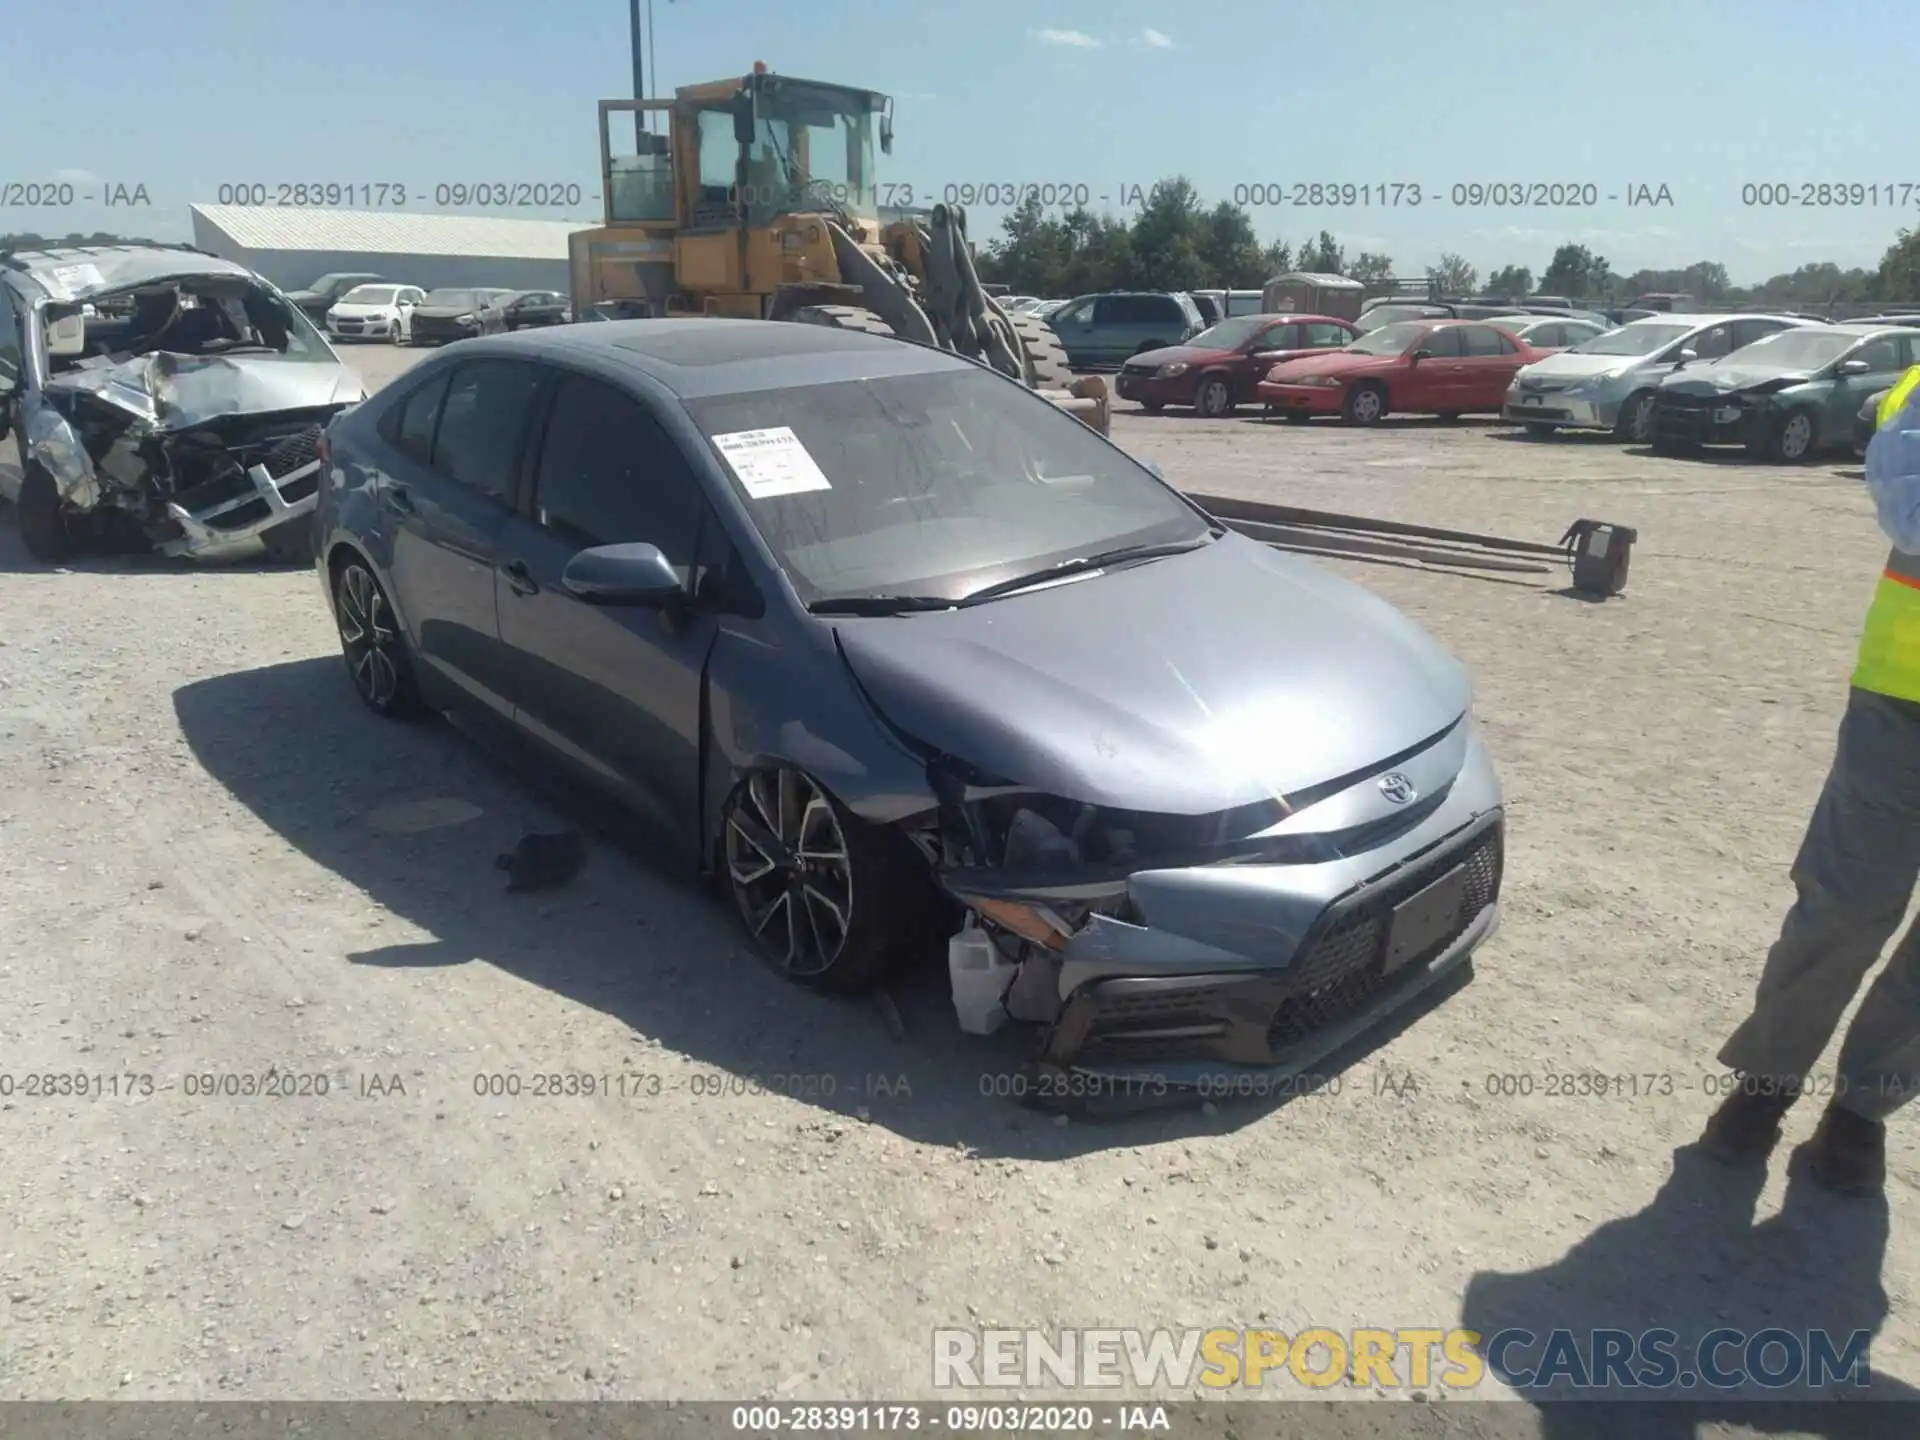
[789,305,897,338]
[1005,310,1075,391]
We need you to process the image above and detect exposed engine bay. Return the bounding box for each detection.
[23,272,363,558]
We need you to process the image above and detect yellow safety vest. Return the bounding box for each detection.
[1878,365,1920,429]
[1857,372,1920,700]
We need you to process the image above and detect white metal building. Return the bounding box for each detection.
[189,206,592,294]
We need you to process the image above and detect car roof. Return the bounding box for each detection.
[0,243,258,301]
[448,317,975,399]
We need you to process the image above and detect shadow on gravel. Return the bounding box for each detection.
[173,656,1449,1157]
[1463,1142,1920,1437]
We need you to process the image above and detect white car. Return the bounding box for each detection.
[326,284,424,344]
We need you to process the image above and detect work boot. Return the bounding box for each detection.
[1807,1103,1887,1197]
[1699,1080,1800,1164]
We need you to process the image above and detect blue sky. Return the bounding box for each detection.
[4,0,1907,283]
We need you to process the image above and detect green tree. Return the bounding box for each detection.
[1194,200,1268,288]
[1484,264,1532,296]
[1877,228,1920,301]
[1349,251,1395,284]
[1125,177,1209,292]
[1539,243,1610,301]
[1259,238,1294,278]
[1426,252,1478,295]
[1295,230,1346,275]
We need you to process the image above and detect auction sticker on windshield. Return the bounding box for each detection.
[711,427,833,499]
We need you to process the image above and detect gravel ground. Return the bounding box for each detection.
[2,337,1916,1422]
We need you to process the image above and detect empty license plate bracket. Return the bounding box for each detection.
[1383,863,1469,974]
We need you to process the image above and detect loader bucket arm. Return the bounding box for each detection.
[825,224,938,346]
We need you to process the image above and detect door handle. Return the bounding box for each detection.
[384,483,414,515]
[499,558,539,596]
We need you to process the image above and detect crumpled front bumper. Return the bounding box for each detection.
[969,721,1506,1092]
[159,454,321,557]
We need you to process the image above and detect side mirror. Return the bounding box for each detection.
[45,311,86,358]
[732,90,757,146]
[1839,358,1872,375]
[1675,348,1699,364]
[562,542,684,605]
[1410,348,1433,362]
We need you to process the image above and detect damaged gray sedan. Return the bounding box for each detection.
[316,320,1504,1095]
[0,243,365,562]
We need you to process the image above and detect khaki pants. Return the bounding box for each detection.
[1719,687,1920,1121]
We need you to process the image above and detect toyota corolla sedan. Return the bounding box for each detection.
[313,320,1504,1091]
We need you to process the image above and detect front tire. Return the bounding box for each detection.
[1342,382,1387,426]
[1613,390,1656,443]
[16,462,79,563]
[1765,409,1819,463]
[332,556,422,718]
[790,304,897,339]
[721,768,921,991]
[1524,422,1556,438]
[1194,375,1234,418]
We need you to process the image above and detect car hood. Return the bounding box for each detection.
[329,303,394,316]
[1263,351,1395,380]
[412,305,481,320]
[1130,345,1236,367]
[830,532,1469,815]
[42,351,362,431]
[1662,362,1821,396]
[1511,351,1643,382]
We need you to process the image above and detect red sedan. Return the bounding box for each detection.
[1256,319,1547,425]
[1116,314,1360,417]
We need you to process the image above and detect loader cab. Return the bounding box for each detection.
[692,71,890,231]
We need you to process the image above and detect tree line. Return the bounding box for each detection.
[971,181,1920,307]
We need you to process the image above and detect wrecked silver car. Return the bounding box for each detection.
[0,244,365,562]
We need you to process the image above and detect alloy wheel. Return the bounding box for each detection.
[336,563,403,710]
[1625,394,1655,442]
[1198,379,1230,417]
[1350,388,1383,423]
[724,770,854,977]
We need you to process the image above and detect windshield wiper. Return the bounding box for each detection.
[807,594,956,616]
[955,533,1218,607]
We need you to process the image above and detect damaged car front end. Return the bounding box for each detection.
[824,537,1504,1096]
[4,247,364,562]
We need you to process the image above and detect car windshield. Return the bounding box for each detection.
[680,367,1210,606]
[1723,329,1866,370]
[341,286,397,305]
[424,289,479,307]
[1343,322,1428,356]
[1188,316,1272,349]
[1568,322,1692,356]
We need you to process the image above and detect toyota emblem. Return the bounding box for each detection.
[1378,772,1417,805]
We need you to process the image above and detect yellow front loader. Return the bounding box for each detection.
[569,65,1108,433]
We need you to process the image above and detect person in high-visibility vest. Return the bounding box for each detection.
[1701,366,1920,1195]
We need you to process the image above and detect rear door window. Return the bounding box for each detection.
[429,360,544,503]
[1461,326,1518,356]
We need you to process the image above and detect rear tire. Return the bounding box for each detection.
[1005,310,1074,391]
[1342,382,1388,426]
[16,462,79,563]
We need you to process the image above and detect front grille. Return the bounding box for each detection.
[1122,361,1160,377]
[1508,404,1571,421]
[1265,826,1502,1049]
[262,425,322,479]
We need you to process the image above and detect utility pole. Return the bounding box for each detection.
[629,0,646,148]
